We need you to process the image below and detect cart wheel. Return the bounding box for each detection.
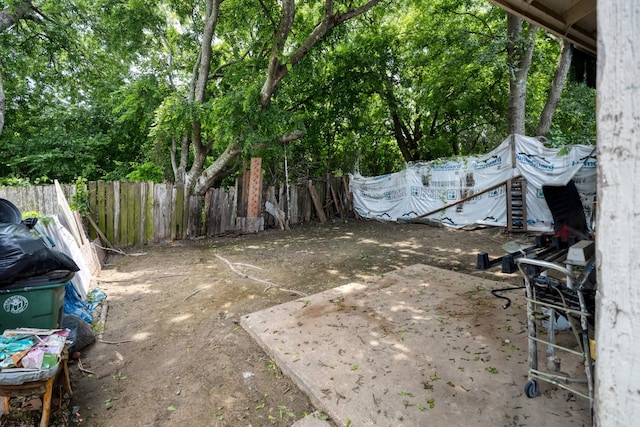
[524,380,539,398]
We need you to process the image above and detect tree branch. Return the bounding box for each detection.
[194,142,242,196]
[215,254,307,296]
[207,49,250,81]
[260,0,385,108]
[0,1,36,32]
[194,0,221,104]
[161,35,178,92]
[253,130,304,151]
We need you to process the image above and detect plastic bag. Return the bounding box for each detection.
[0,223,79,286]
[61,314,96,354]
[64,282,93,323]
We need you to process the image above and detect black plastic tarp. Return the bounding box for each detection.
[542,180,589,242]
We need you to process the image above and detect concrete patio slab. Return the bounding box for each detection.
[241,264,591,427]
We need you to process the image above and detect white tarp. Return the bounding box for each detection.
[34,217,92,299]
[350,135,596,232]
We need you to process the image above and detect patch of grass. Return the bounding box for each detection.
[278,405,296,419]
[464,285,485,299]
[112,371,127,381]
[91,321,104,335]
[267,362,281,378]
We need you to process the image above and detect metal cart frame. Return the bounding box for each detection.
[515,257,595,412]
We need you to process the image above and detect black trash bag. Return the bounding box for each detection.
[0,198,22,224]
[62,314,96,354]
[0,223,80,286]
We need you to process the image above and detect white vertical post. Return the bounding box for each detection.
[596,1,640,425]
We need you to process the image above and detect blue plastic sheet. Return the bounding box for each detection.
[64,283,93,323]
[63,284,107,324]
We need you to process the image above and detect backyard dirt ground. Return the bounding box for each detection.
[2,219,561,426]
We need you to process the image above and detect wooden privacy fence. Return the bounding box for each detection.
[0,184,76,216]
[0,176,352,247]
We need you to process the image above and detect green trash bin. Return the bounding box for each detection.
[0,272,73,333]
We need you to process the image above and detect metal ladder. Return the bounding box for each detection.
[507,178,527,232]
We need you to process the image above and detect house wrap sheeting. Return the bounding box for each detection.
[349,135,596,232]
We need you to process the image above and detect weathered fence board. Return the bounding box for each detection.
[0,185,74,216]
[1,176,352,247]
[111,181,119,246]
[153,183,172,243]
[143,182,154,244]
[171,185,184,241]
[187,195,203,238]
[205,187,237,236]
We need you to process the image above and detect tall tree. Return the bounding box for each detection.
[298,0,513,166]
[506,13,537,135]
[152,0,385,196]
[0,0,168,181]
[535,39,573,138]
[0,0,594,185]
[0,1,42,137]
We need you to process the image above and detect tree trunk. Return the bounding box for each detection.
[382,74,423,162]
[192,130,304,196]
[506,14,537,135]
[391,113,415,162]
[195,0,220,105]
[261,0,295,108]
[193,142,242,196]
[187,0,384,196]
[536,40,573,138]
[595,1,640,425]
[181,0,221,195]
[0,1,34,32]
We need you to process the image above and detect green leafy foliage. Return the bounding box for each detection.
[70,176,90,215]
[547,81,596,146]
[125,162,165,183]
[0,0,595,186]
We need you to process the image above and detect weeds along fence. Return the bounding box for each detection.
[0,176,352,247]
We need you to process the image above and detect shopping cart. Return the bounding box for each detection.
[515,257,596,412]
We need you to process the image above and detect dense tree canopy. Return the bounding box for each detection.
[0,0,596,188]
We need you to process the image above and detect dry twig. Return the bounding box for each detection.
[215,254,307,297]
[77,358,95,375]
[97,339,134,345]
[93,244,127,255]
[183,280,220,301]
